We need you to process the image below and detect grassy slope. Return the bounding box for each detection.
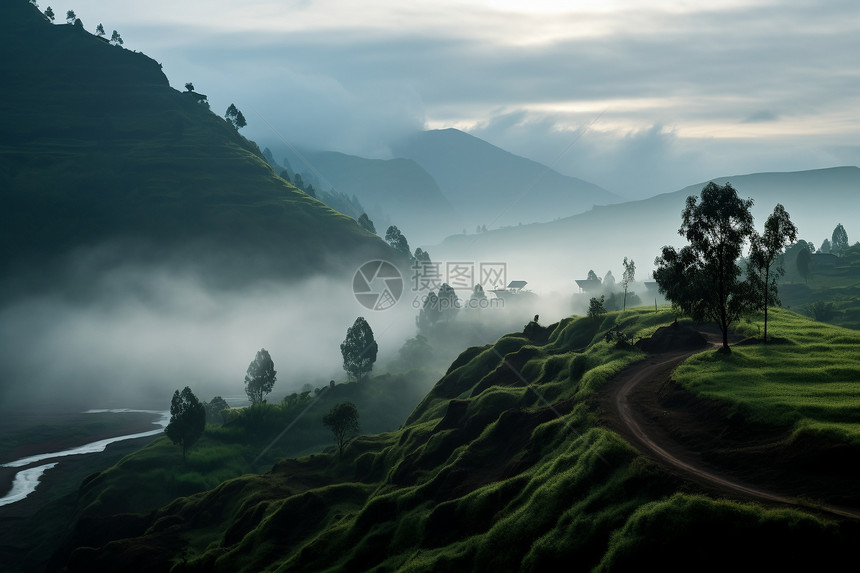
[60,309,858,572]
[71,372,432,517]
[677,307,860,444]
[0,371,431,573]
[0,2,392,282]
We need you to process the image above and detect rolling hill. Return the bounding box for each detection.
[429,166,860,294]
[0,1,396,289]
[46,309,860,572]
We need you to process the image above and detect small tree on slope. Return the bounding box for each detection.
[322,402,360,456]
[245,348,277,405]
[165,386,206,460]
[341,317,378,383]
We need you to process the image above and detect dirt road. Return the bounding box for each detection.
[600,339,860,521]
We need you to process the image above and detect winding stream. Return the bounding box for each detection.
[0,409,168,507]
[0,463,58,508]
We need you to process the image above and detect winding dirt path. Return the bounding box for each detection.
[600,341,860,521]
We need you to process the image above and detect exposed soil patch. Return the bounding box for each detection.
[597,325,860,520]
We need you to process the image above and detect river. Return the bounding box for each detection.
[0,409,168,507]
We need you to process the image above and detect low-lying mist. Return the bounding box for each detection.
[0,267,397,410]
[0,247,567,414]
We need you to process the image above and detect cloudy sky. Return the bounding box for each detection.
[63,0,858,198]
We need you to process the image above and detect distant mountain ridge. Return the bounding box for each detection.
[431,166,860,293]
[257,129,622,246]
[392,128,623,230]
[0,1,395,286]
[275,148,462,244]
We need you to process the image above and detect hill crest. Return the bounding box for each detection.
[0,1,396,284]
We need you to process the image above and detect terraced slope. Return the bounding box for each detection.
[0,1,393,283]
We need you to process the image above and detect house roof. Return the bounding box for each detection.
[507,280,528,289]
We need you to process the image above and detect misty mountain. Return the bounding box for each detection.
[0,2,395,288]
[275,148,461,244]
[260,148,369,220]
[430,166,860,294]
[392,128,623,230]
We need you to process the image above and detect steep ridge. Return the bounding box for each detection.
[56,310,858,572]
[0,1,395,284]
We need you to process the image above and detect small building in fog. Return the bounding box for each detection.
[575,278,602,292]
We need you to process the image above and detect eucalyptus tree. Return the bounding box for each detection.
[621,257,636,311]
[245,348,277,405]
[654,182,756,352]
[748,204,797,341]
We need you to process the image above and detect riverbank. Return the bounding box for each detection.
[0,409,161,462]
[0,409,166,508]
[0,430,164,573]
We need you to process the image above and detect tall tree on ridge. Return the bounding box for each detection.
[621,257,636,311]
[341,317,378,383]
[385,225,412,260]
[225,103,247,130]
[747,204,797,342]
[244,349,277,405]
[653,182,756,352]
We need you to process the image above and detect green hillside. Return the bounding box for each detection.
[0,1,394,284]
[679,308,860,442]
[51,309,860,571]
